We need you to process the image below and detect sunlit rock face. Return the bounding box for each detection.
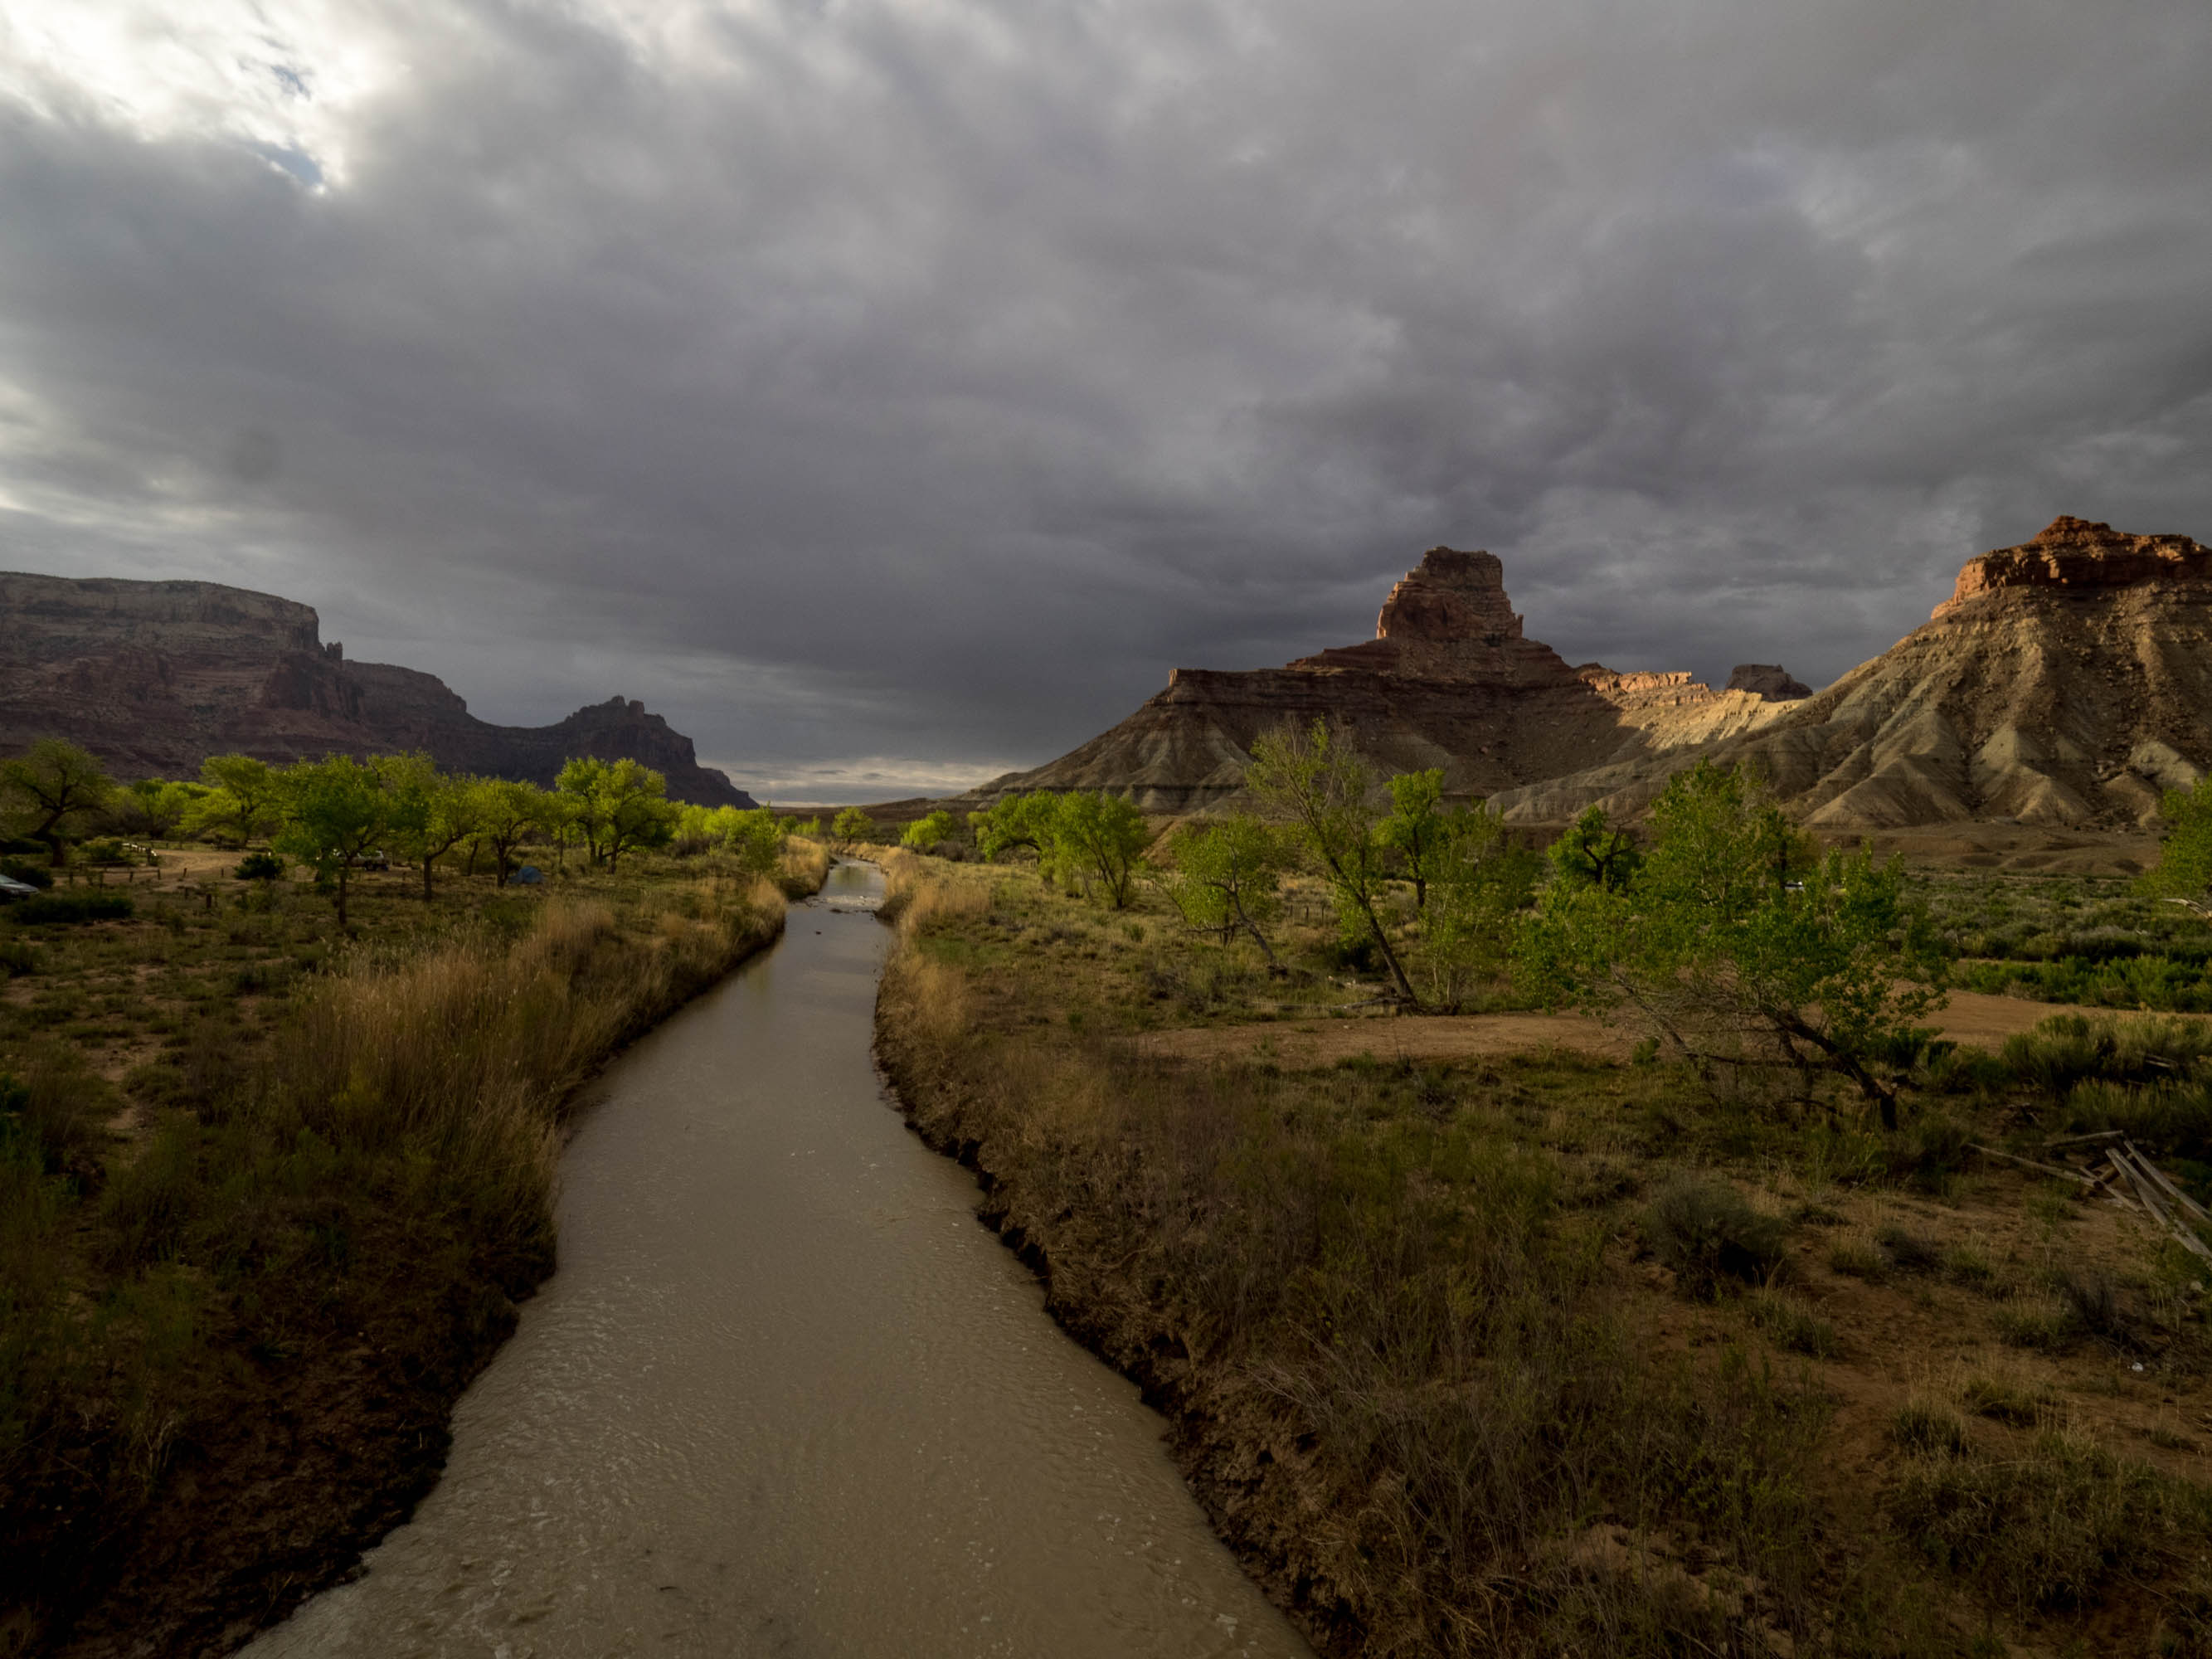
[1489,518,2212,831]
[0,572,754,807]
[1934,517,2212,617]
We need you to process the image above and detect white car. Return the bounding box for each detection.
[0,873,41,902]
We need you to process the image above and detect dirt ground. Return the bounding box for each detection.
[1135,989,2189,1069]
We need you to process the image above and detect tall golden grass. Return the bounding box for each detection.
[779,836,832,897]
[877,849,990,937]
[2,874,788,1648]
[876,882,1842,1658]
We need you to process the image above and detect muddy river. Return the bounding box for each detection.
[246,861,1310,1659]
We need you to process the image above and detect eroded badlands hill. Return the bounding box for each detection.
[973,548,1804,813]
[1491,517,2212,829]
[0,573,756,807]
[976,516,2212,832]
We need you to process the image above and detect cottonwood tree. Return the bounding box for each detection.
[555,757,612,863]
[1158,814,1290,966]
[191,754,284,847]
[274,755,391,927]
[1545,803,1641,891]
[471,778,555,887]
[900,809,958,851]
[970,791,1062,862]
[2143,781,2212,918]
[598,761,678,870]
[830,805,875,848]
[124,777,203,842]
[1246,719,1417,1005]
[1378,768,1451,910]
[1416,798,1538,1008]
[1520,759,1946,1128]
[1053,791,1150,908]
[379,752,481,901]
[0,740,114,866]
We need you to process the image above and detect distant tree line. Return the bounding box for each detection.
[0,737,800,927]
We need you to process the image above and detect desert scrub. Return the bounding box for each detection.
[876,864,1834,1658]
[1641,1177,1791,1299]
[1889,1428,2212,1613]
[0,873,786,1654]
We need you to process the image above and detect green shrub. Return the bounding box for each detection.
[233,850,286,882]
[1642,1178,1790,1298]
[1892,1399,1968,1457]
[12,890,134,925]
[1747,1288,1839,1357]
[1890,1429,2211,1612]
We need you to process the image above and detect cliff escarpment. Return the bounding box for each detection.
[971,546,1798,813]
[1490,517,2212,830]
[0,573,755,807]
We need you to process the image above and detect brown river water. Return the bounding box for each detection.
[245,861,1310,1659]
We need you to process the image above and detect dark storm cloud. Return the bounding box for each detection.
[2,0,2210,798]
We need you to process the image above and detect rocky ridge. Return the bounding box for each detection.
[1488,517,2212,829]
[0,573,756,807]
[976,516,2212,833]
[972,547,1793,812]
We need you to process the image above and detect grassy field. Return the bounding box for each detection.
[1913,865,2212,1012]
[875,849,2212,1658]
[0,835,828,1657]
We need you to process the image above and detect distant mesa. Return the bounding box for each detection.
[0,572,756,808]
[976,515,2212,832]
[1724,664,1812,702]
[972,547,1798,815]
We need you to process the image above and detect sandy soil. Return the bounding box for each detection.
[1135,988,2197,1069]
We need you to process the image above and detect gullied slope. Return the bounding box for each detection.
[0,572,755,807]
[973,548,1796,812]
[1490,518,2212,829]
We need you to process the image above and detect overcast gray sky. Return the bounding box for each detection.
[4,0,2210,800]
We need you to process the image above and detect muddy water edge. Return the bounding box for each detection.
[241,860,1310,1659]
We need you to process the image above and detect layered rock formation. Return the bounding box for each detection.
[1489,518,2212,829]
[1725,664,1813,701]
[972,548,1796,812]
[0,573,755,807]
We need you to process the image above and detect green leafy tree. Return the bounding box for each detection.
[725,808,787,878]
[1417,800,1538,1007]
[1545,803,1641,891]
[555,757,613,864]
[1247,719,1417,1005]
[377,752,481,901]
[599,761,678,870]
[830,805,876,847]
[470,778,554,887]
[1159,814,1290,965]
[1378,768,1451,909]
[0,739,114,867]
[124,778,205,842]
[1519,760,1945,1128]
[554,757,675,870]
[1051,791,1150,908]
[192,754,284,847]
[900,809,958,851]
[970,791,1064,862]
[2142,781,2212,918]
[273,756,391,927]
